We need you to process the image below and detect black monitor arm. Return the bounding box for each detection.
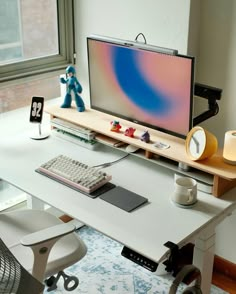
[193,83,222,126]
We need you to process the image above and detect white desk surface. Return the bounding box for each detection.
[1,103,236,266]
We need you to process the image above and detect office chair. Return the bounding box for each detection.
[169,265,202,294]
[0,209,87,292]
[0,237,44,294]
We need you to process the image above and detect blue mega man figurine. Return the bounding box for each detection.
[60,65,85,112]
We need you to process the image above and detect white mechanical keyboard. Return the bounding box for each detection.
[51,118,96,141]
[36,155,112,194]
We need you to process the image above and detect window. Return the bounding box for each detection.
[0,0,75,82]
[0,0,23,63]
[0,0,74,208]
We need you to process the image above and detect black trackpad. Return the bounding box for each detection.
[100,186,148,212]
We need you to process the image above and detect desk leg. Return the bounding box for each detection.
[27,195,45,210]
[193,229,215,294]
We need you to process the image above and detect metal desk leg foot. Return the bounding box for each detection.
[193,229,215,294]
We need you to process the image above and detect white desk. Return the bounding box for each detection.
[1,104,236,294]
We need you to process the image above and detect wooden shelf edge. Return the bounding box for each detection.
[213,176,236,197]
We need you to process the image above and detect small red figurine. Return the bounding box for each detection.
[124,127,136,138]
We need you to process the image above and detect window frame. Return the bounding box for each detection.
[0,0,75,83]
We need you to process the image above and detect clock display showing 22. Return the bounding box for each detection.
[30,96,44,123]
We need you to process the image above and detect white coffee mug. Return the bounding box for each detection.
[171,176,197,206]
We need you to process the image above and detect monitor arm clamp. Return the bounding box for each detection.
[163,241,181,276]
[193,83,222,126]
[163,241,194,278]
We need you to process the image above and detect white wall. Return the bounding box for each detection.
[74,0,236,262]
[74,0,192,105]
[196,0,235,147]
[196,0,236,261]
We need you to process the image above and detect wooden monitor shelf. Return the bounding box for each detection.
[45,104,236,197]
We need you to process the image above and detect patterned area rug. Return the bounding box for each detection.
[45,226,228,294]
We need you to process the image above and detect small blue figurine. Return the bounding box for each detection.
[60,65,85,112]
[140,130,150,143]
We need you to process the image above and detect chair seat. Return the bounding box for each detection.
[0,209,87,278]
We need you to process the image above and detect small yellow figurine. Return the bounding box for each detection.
[110,120,122,132]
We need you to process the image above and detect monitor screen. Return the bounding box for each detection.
[87,35,194,138]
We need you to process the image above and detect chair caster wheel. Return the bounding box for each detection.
[45,271,79,292]
[45,276,56,290]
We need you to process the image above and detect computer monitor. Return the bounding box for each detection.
[87,35,194,139]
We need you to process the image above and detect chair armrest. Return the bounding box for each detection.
[21,223,76,247]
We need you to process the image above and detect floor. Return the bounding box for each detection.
[212,272,236,294]
[44,226,228,294]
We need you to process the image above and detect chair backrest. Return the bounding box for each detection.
[0,238,44,294]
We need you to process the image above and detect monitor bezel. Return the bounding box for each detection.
[87,34,195,139]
